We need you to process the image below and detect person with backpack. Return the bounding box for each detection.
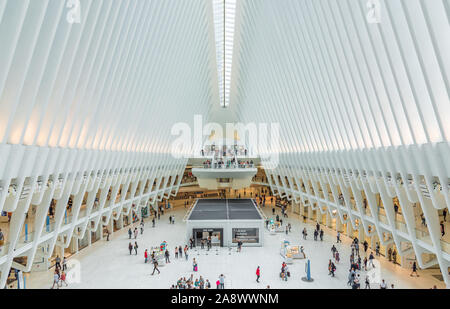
[151,258,160,275]
[256,266,261,283]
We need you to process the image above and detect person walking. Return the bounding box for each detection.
[62,257,67,271]
[128,228,132,239]
[134,241,138,255]
[151,258,160,275]
[410,261,419,277]
[336,231,341,243]
[302,228,307,240]
[256,266,261,283]
[59,271,68,287]
[331,245,337,259]
[320,229,324,241]
[175,246,178,259]
[128,242,133,255]
[365,276,370,289]
[144,249,148,263]
[179,245,183,258]
[51,270,60,289]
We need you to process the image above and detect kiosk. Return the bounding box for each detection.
[186,199,264,247]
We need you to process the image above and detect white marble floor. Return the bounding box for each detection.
[25,206,446,289]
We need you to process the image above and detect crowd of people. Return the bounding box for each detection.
[50,255,68,289]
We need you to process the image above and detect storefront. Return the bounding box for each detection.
[193,228,223,247]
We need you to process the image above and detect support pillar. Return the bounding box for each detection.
[358,225,365,241]
[88,229,92,246]
[346,221,352,237]
[326,212,331,228]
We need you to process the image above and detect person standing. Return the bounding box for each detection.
[256,266,261,283]
[184,245,189,261]
[369,252,375,268]
[59,271,68,287]
[219,274,225,289]
[193,258,198,272]
[165,249,170,263]
[175,246,178,259]
[144,249,148,263]
[55,256,61,270]
[320,229,324,241]
[179,245,183,258]
[134,242,138,255]
[128,242,133,255]
[336,231,341,243]
[128,228,132,239]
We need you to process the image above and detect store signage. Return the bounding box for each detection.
[232,228,259,243]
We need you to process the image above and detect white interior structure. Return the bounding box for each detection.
[0,0,449,289]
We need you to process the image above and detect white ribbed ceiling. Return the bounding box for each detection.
[0,0,449,156]
[0,0,219,153]
[230,0,450,153]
